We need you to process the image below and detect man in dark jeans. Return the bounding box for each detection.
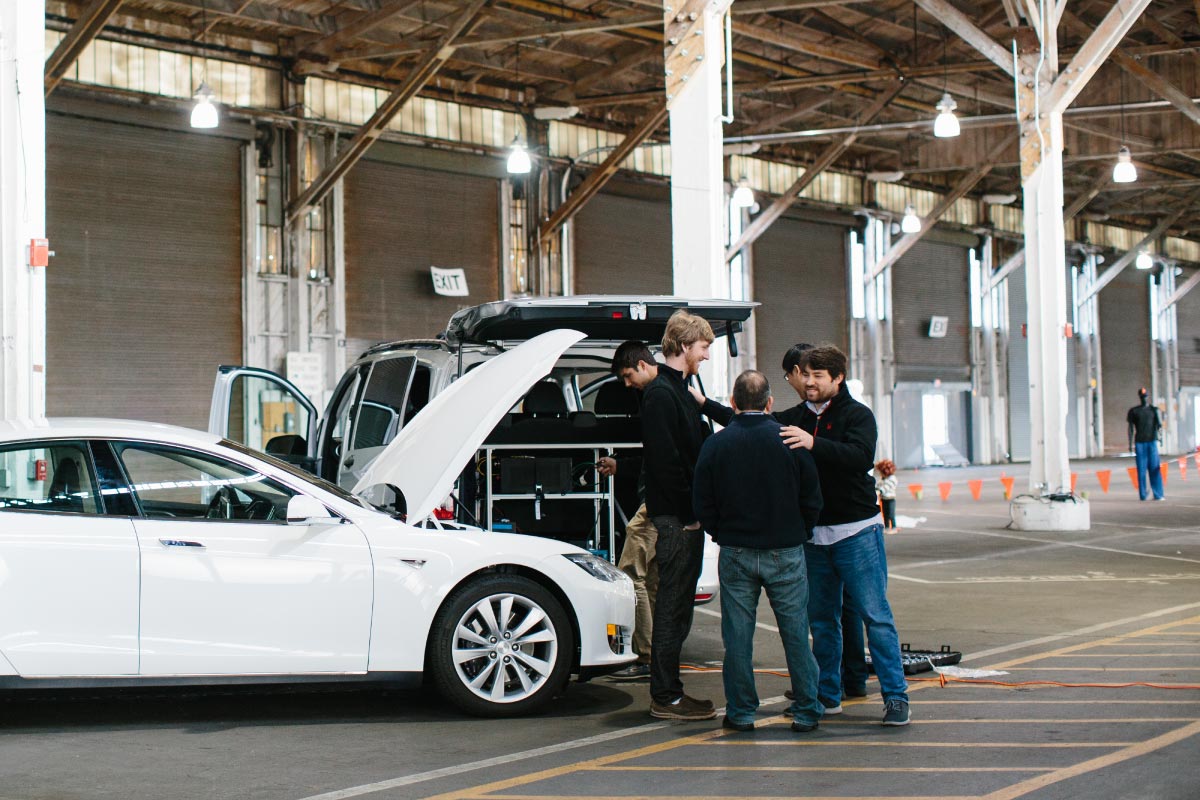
[643,310,717,721]
[778,345,910,727]
[693,370,824,733]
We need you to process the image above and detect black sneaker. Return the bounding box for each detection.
[791,720,819,733]
[722,716,754,732]
[650,695,718,721]
[784,688,794,701]
[608,663,651,681]
[882,698,910,726]
[843,685,868,698]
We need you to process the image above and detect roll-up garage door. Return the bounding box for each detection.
[753,216,848,368]
[1179,267,1200,387]
[892,238,973,382]
[1098,266,1151,453]
[574,191,673,295]
[345,159,499,359]
[45,111,243,429]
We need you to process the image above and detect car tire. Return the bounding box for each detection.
[429,574,572,717]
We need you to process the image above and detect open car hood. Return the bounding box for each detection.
[352,329,586,523]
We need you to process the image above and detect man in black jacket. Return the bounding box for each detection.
[778,345,910,727]
[1127,387,1164,501]
[644,310,717,720]
[693,370,824,733]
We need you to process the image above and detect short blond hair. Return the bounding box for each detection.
[661,309,714,357]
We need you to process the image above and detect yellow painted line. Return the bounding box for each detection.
[1049,652,1200,657]
[709,741,1135,748]
[478,796,978,800]
[979,720,1200,800]
[982,615,1200,671]
[586,766,1056,773]
[906,699,1200,705]
[1091,641,1200,646]
[419,727,729,800]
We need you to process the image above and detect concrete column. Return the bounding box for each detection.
[0,1,46,419]
[863,215,894,460]
[1014,28,1088,529]
[665,0,733,394]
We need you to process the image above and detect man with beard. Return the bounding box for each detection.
[778,345,910,727]
[643,310,718,720]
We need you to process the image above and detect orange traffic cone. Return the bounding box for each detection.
[1127,466,1138,489]
[1070,472,1078,493]
[908,483,923,500]
[1096,469,1111,493]
[938,482,952,501]
[968,479,983,500]
[1000,475,1015,499]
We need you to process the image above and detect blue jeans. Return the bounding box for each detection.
[841,602,868,694]
[1135,441,1164,500]
[719,545,822,727]
[805,524,909,703]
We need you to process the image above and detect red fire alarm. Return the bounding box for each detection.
[34,459,48,482]
[29,239,52,268]
[1064,322,1074,338]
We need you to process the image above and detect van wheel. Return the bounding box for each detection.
[429,575,571,717]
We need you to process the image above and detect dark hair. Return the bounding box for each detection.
[798,345,848,380]
[612,340,655,374]
[732,370,771,411]
[1138,386,1148,399]
[781,342,814,374]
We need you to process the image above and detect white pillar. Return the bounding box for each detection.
[665,0,732,394]
[1013,29,1088,529]
[0,1,46,420]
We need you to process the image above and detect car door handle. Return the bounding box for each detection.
[159,538,205,549]
[343,455,356,467]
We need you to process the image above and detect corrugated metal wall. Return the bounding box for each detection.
[574,190,673,295]
[45,110,243,428]
[1179,267,1200,387]
[752,216,848,371]
[344,159,500,360]
[892,238,972,382]
[1098,267,1152,453]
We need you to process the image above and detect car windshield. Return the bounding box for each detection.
[220,439,377,512]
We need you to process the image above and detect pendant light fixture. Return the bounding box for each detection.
[901,204,921,233]
[731,177,754,208]
[506,43,532,174]
[1135,250,1154,270]
[190,0,218,129]
[932,35,959,138]
[1112,72,1136,183]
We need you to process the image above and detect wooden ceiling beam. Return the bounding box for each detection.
[154,0,332,36]
[733,19,884,70]
[45,0,126,96]
[866,131,1018,283]
[1045,0,1154,114]
[303,0,423,56]
[726,82,905,261]
[286,0,490,222]
[731,0,869,12]
[912,0,1016,77]
[539,102,669,242]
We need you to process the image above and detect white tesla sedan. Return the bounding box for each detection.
[0,331,635,716]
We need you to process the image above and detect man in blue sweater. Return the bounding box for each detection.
[693,370,824,732]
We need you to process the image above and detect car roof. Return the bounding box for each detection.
[0,418,222,447]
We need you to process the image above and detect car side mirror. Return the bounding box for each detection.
[286,495,333,524]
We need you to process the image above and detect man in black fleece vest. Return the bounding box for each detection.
[778,345,910,727]
[693,370,824,733]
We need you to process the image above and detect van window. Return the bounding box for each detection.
[351,357,415,450]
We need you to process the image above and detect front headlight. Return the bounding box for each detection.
[563,553,628,582]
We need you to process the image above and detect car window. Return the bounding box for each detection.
[351,356,416,450]
[0,441,102,515]
[113,443,297,523]
[226,373,313,454]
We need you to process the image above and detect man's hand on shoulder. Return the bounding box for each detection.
[687,384,706,407]
[780,425,814,450]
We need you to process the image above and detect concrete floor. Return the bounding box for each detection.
[2,456,1198,800]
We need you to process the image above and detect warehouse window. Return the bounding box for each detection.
[849,231,865,320]
[508,183,530,295]
[255,130,284,276]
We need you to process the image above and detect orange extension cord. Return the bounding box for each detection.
[679,664,1200,691]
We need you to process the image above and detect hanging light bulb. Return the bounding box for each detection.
[506,138,532,174]
[1112,146,1137,183]
[901,205,921,233]
[1135,250,1154,270]
[190,81,218,129]
[731,177,754,209]
[933,92,960,138]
